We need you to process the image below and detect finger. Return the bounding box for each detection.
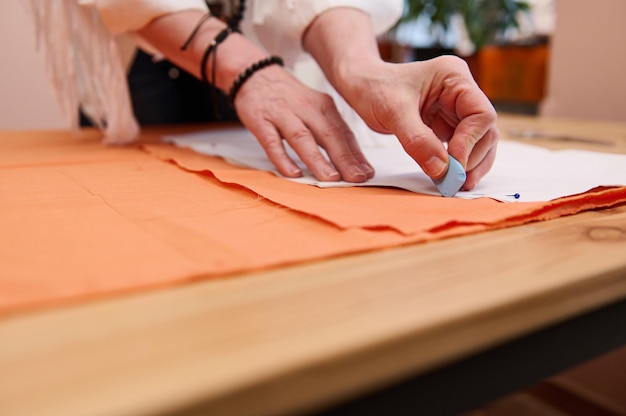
[306,96,374,183]
[248,120,302,178]
[428,116,456,144]
[341,131,375,180]
[279,116,342,182]
[391,110,449,179]
[446,111,497,167]
[466,125,499,172]
[464,144,497,190]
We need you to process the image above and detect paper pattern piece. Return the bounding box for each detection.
[2,129,626,315]
[164,127,626,203]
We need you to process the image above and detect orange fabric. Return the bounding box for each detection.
[144,144,626,235]
[1,130,626,315]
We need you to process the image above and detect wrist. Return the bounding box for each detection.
[333,54,382,90]
[301,8,384,101]
[333,57,390,111]
[202,31,266,92]
[227,56,284,104]
[137,11,267,93]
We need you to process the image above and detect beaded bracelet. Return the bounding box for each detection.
[228,56,284,104]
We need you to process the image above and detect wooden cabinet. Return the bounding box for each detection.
[465,43,549,105]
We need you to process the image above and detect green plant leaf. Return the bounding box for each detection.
[400,0,531,50]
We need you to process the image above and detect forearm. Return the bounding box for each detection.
[302,8,383,98]
[136,10,266,92]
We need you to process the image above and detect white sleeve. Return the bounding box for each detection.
[244,0,404,66]
[79,0,209,34]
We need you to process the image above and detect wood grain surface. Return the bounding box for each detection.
[1,115,626,416]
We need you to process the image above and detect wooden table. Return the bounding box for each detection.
[2,115,626,416]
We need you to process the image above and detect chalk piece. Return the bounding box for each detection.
[432,156,466,197]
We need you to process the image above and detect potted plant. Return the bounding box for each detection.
[397,0,531,58]
[387,0,547,113]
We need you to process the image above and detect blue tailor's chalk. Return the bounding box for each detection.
[432,156,466,197]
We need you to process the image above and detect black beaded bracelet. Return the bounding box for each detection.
[228,56,284,104]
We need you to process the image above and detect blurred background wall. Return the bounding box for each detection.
[0,1,65,130]
[540,0,626,122]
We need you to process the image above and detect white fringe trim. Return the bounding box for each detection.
[30,0,139,144]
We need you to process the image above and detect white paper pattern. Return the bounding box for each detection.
[164,127,626,203]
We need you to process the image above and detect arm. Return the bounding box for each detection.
[302,7,499,189]
[136,11,264,93]
[134,10,373,183]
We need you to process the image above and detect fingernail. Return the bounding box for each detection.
[289,167,302,177]
[361,163,375,176]
[349,165,367,181]
[324,167,340,180]
[425,155,447,178]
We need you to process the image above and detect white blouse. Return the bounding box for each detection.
[34,0,403,143]
[83,0,403,65]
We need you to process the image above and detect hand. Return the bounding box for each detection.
[302,8,498,190]
[233,65,374,182]
[343,55,499,190]
[137,10,373,183]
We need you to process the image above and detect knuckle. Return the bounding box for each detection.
[331,150,359,167]
[322,123,352,142]
[484,106,498,123]
[317,93,336,111]
[310,153,328,164]
[301,150,329,167]
[257,133,284,155]
[263,139,284,155]
[435,55,470,72]
[441,75,471,94]
[402,133,429,155]
[288,127,312,144]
